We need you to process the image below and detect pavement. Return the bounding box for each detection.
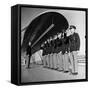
[21,62,86,83]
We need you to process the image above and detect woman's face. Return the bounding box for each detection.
[58,33,61,38]
[54,35,57,39]
[71,28,75,34]
[50,37,52,41]
[29,42,31,46]
[67,29,71,36]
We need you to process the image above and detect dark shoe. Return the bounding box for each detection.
[43,66,47,68]
[64,71,69,73]
[72,72,78,75]
[50,67,54,69]
[54,68,58,70]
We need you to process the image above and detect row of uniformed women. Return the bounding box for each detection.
[41,25,80,74]
[41,32,69,72]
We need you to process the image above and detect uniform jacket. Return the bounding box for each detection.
[45,42,49,55]
[47,42,50,54]
[26,45,31,55]
[49,41,52,54]
[50,40,55,53]
[54,39,58,53]
[64,36,70,53]
[44,44,47,55]
[61,38,66,54]
[55,38,62,53]
[61,33,68,54]
[69,33,80,52]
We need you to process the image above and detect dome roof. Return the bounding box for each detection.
[22,12,69,53]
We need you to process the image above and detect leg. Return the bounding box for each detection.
[43,56,45,67]
[56,53,59,69]
[63,53,69,72]
[46,55,48,67]
[49,54,52,68]
[69,52,76,74]
[62,54,64,70]
[45,55,47,67]
[48,54,50,67]
[53,53,58,69]
[27,55,31,68]
[72,51,78,73]
[57,52,63,71]
[51,53,54,69]
[47,54,49,68]
[51,53,54,68]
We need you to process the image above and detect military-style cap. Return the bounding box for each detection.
[70,25,76,29]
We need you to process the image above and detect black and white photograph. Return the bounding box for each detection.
[20,5,87,84]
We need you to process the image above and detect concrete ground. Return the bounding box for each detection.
[21,62,86,83]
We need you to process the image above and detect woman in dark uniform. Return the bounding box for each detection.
[57,33,63,71]
[53,35,58,69]
[55,35,60,69]
[50,37,55,69]
[69,25,80,74]
[61,32,69,72]
[26,42,31,69]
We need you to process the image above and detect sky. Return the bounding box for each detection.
[21,7,86,59]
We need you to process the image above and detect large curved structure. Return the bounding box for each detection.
[22,12,69,54]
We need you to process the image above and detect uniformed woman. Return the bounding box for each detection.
[61,32,69,72]
[68,25,80,75]
[57,33,63,71]
[53,35,58,69]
